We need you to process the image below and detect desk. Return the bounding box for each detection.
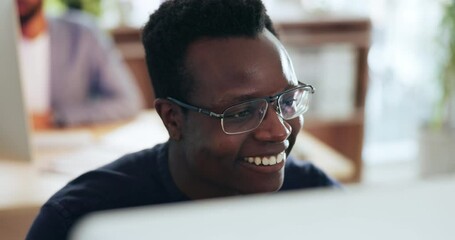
[0,110,353,239]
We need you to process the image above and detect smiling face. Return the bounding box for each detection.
[166,32,303,199]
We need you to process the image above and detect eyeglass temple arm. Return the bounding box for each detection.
[306,85,315,94]
[299,82,315,94]
[167,97,223,118]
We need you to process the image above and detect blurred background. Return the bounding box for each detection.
[42,0,455,185]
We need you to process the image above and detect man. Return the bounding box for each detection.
[27,0,338,239]
[16,0,143,128]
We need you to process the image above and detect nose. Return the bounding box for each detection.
[253,104,291,142]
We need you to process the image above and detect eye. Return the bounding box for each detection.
[223,101,262,122]
[225,108,253,120]
[280,89,305,109]
[282,97,297,107]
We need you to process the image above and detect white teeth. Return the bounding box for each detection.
[244,152,286,166]
[254,157,261,165]
[269,156,277,165]
[277,153,284,163]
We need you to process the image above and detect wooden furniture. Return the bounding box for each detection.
[273,15,371,182]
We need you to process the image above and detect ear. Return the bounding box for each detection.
[155,98,184,141]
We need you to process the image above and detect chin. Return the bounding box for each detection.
[238,176,284,194]
[242,184,282,195]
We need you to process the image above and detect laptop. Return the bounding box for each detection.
[0,0,33,162]
[70,175,455,240]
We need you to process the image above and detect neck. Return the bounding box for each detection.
[21,10,47,39]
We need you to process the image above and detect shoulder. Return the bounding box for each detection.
[48,10,108,43]
[50,146,164,208]
[49,10,97,31]
[100,143,166,176]
[55,143,169,205]
[281,155,341,191]
[27,144,170,239]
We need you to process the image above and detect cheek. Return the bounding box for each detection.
[286,116,303,153]
[190,134,247,182]
[183,116,245,165]
[198,138,240,163]
[288,115,303,136]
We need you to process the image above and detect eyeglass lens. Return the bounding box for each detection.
[278,87,310,119]
[221,87,311,134]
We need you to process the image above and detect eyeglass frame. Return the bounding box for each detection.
[166,82,315,134]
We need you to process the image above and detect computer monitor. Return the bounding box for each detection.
[0,0,33,161]
[70,176,455,240]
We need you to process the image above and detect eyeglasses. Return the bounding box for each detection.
[167,83,315,135]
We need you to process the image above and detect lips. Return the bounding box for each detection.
[243,152,286,166]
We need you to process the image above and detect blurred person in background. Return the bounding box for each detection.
[16,0,143,129]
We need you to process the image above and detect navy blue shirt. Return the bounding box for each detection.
[27,142,338,240]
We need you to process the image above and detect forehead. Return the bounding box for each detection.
[185,32,297,106]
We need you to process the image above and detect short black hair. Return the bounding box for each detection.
[141,0,277,101]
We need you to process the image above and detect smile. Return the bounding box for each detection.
[243,152,286,166]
